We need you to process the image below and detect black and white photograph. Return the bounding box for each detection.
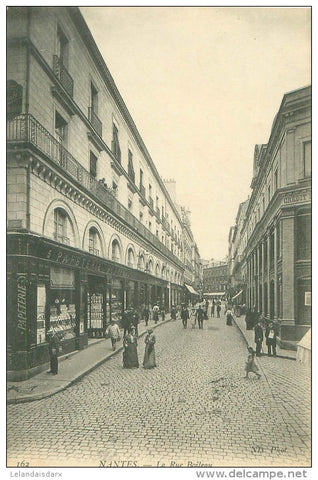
[6,3,312,476]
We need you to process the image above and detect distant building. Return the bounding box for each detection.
[203,262,228,297]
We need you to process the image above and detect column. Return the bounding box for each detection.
[267,233,270,317]
[273,225,278,319]
[281,213,295,325]
[261,241,265,316]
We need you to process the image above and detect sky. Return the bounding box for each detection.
[80,6,311,260]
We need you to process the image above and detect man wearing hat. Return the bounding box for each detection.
[47,329,60,374]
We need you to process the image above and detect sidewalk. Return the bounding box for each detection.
[233,314,297,360]
[7,316,172,405]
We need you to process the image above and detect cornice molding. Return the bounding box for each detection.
[26,153,184,273]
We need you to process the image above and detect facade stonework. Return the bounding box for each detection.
[7,6,201,380]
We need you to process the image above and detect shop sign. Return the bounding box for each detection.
[47,248,103,272]
[304,292,311,306]
[17,275,27,332]
[283,190,311,205]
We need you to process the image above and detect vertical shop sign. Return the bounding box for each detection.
[17,275,27,333]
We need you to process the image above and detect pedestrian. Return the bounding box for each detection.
[143,306,150,327]
[153,304,159,324]
[123,326,139,368]
[143,329,157,369]
[204,299,209,319]
[196,305,204,329]
[254,321,264,357]
[181,305,189,329]
[131,308,139,336]
[244,347,261,379]
[245,309,253,330]
[106,320,121,351]
[211,303,215,317]
[170,305,177,321]
[225,307,233,326]
[122,308,132,336]
[265,321,277,357]
[216,303,221,318]
[46,329,60,375]
[160,306,165,322]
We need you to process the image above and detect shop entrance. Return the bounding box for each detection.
[87,276,107,338]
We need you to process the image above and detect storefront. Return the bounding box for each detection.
[7,233,170,380]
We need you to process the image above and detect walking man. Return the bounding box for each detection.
[196,305,204,329]
[181,305,189,329]
[106,320,121,351]
[254,321,264,357]
[216,302,221,318]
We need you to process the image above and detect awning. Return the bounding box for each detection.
[184,284,199,295]
[232,290,243,300]
[203,292,225,296]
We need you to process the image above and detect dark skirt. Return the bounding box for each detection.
[123,343,139,368]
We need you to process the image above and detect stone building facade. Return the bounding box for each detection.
[6,6,195,379]
[203,262,229,297]
[237,86,311,348]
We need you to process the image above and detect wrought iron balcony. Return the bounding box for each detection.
[53,55,74,98]
[7,114,184,269]
[54,233,70,245]
[88,107,102,137]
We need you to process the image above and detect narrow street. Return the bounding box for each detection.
[7,313,311,468]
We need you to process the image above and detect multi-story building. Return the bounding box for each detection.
[240,85,311,348]
[203,261,229,297]
[7,6,188,380]
[228,199,249,303]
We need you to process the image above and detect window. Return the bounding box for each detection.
[128,198,132,210]
[268,184,271,203]
[297,211,311,259]
[91,82,98,114]
[89,228,99,256]
[111,240,120,262]
[57,26,68,67]
[128,150,135,183]
[127,248,134,268]
[54,209,69,244]
[274,168,278,191]
[139,169,143,188]
[262,196,265,213]
[90,151,97,178]
[269,232,275,268]
[303,141,311,177]
[276,222,281,259]
[112,181,118,197]
[111,123,121,161]
[139,211,143,222]
[149,184,152,198]
[55,111,67,145]
[149,221,152,231]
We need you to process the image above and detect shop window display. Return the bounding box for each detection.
[37,285,46,344]
[50,291,76,340]
[111,279,123,323]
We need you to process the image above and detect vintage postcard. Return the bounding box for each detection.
[6,4,312,478]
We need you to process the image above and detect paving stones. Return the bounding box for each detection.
[7,316,311,468]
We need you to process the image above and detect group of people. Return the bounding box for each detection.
[122,327,157,369]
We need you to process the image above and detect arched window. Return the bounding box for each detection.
[127,248,135,268]
[155,263,160,277]
[138,254,145,271]
[148,259,153,274]
[54,208,69,245]
[111,240,120,262]
[89,227,100,256]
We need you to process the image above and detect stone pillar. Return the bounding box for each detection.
[281,212,296,326]
[261,241,265,316]
[267,233,270,317]
[273,225,278,319]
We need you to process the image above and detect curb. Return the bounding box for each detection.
[7,318,171,405]
[232,317,296,361]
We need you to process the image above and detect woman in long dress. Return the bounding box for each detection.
[123,326,139,368]
[143,329,157,369]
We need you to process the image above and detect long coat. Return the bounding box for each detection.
[143,333,156,369]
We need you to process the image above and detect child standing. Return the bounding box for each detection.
[244,346,261,379]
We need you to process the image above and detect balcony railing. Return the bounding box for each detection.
[89,247,100,256]
[54,233,70,245]
[7,114,183,269]
[53,55,74,98]
[88,107,102,137]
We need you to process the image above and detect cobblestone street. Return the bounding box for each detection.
[7,315,311,468]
